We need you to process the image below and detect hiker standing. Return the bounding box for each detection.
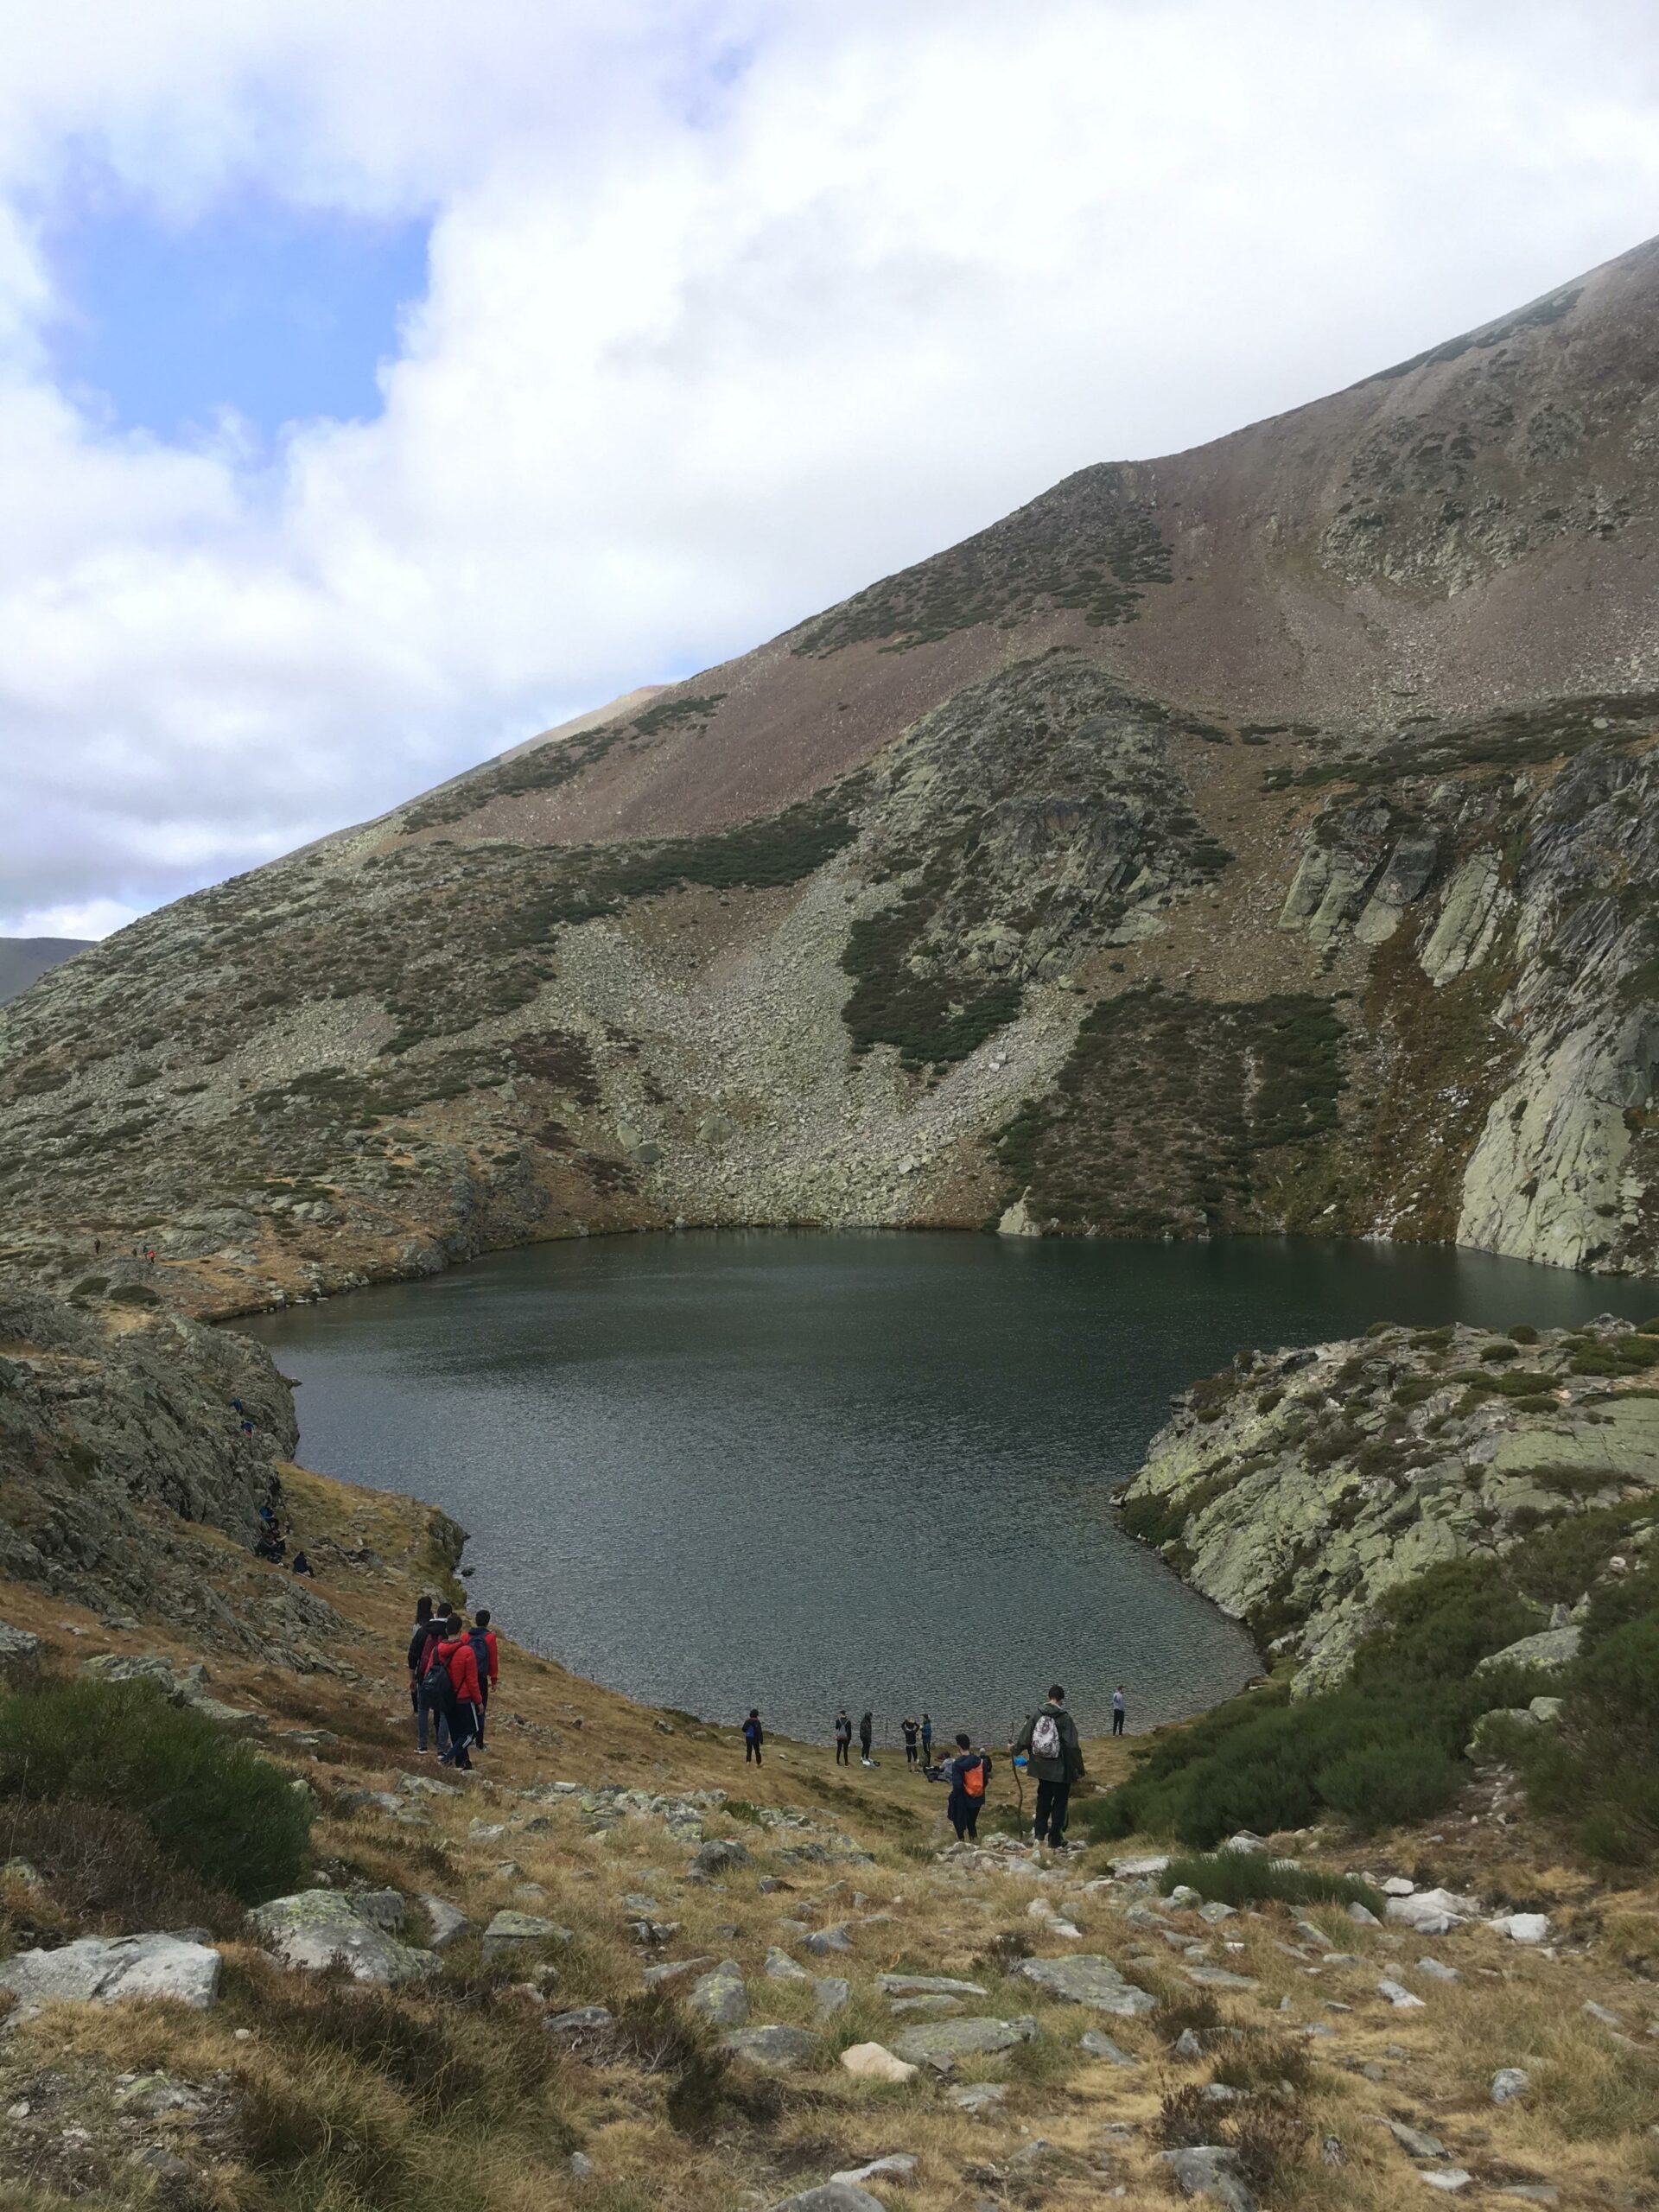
[468,1610,499,1750]
[742,1709,764,1765]
[858,1711,874,1766]
[834,1709,852,1765]
[406,1596,435,1742]
[946,1733,991,1841]
[1012,1683,1085,1850]
[1112,1685,1127,1737]
[901,1715,919,1767]
[435,1614,480,1770]
[920,1712,933,1766]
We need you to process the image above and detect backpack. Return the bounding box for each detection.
[1030,1712,1061,1762]
[962,1757,986,1800]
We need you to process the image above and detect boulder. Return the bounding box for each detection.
[480,1910,573,1961]
[721,2024,818,2069]
[1109,1853,1170,1878]
[1381,2120,1446,2158]
[764,2189,886,2212]
[1160,2144,1258,2210]
[947,2080,1007,2111]
[1017,1954,1157,2016]
[804,1924,852,1955]
[420,1897,472,1949]
[0,1934,220,2020]
[830,2155,918,2186]
[1475,1627,1580,1675]
[1491,2068,1529,2103]
[839,2043,918,2084]
[1386,1888,1480,1936]
[766,1946,812,1980]
[1377,1979,1426,2010]
[349,1889,408,1931]
[877,1974,987,1997]
[690,1839,752,1877]
[545,2005,613,2039]
[813,1977,850,2018]
[891,2015,1039,2066]
[1185,1967,1259,1992]
[249,1892,438,1986]
[1080,2029,1139,2065]
[689,1961,749,2026]
[1487,1912,1550,1945]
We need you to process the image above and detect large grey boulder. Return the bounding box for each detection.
[480,1910,573,1961]
[248,1891,438,1986]
[689,1961,750,2025]
[0,1934,220,2020]
[1474,1626,1580,1675]
[690,1839,752,1877]
[721,2024,819,2069]
[891,2015,1039,2066]
[1160,2145,1257,2210]
[1018,1954,1157,2016]
[1385,1887,1479,1936]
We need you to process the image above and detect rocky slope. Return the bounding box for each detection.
[1119,1315,1659,1688]
[5,239,1659,1315]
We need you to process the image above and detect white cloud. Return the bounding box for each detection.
[4,0,1659,933]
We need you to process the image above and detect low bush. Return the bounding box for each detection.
[1159,1852,1382,1916]
[0,1678,310,1904]
[0,1795,239,1936]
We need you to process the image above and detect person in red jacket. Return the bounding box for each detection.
[435,1615,480,1770]
[467,1610,499,1751]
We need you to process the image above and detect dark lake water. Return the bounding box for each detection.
[245,1230,1657,1745]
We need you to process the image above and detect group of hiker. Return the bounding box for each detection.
[406,1593,499,1770]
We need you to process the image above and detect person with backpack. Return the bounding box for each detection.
[408,1597,445,1753]
[920,1712,933,1766]
[900,1716,920,1767]
[946,1732,991,1840]
[1012,1683,1084,1850]
[468,1610,499,1749]
[858,1711,874,1767]
[742,1709,764,1765]
[434,1614,480,1770]
[1111,1685,1127,1737]
[834,1709,852,1765]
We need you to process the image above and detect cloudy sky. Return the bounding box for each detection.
[4,0,1658,939]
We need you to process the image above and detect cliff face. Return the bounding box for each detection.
[4,241,1659,1311]
[1119,1317,1659,1688]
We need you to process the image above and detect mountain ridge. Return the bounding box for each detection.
[4,235,1659,1313]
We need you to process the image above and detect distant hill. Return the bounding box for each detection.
[0,938,92,1005]
[5,235,1659,1313]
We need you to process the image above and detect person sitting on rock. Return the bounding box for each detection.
[290,1549,315,1577]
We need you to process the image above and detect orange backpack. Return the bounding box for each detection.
[963,1757,986,1799]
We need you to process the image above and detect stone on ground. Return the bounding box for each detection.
[1378,1979,1427,2009]
[1160,2143,1258,2210]
[721,2024,818,2069]
[1080,2027,1139,2064]
[0,1934,220,2019]
[1491,2067,1530,2103]
[689,1961,750,2025]
[764,2188,887,2212]
[891,2015,1038,2066]
[1487,1911,1550,1945]
[830,2154,918,2185]
[1017,1954,1158,2015]
[690,1838,753,1877]
[1386,1889,1479,1935]
[840,2042,918,2083]
[420,1896,471,1948]
[766,1946,812,1981]
[947,2080,1007,2111]
[480,1910,573,1961]
[877,1973,987,1996]
[249,1892,437,1986]
[813,1976,850,2016]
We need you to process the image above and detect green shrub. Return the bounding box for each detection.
[1160,1853,1382,1915]
[1313,1738,1461,1827]
[1507,1324,1540,1344]
[0,1679,310,1904]
[1479,1340,1521,1363]
[1347,1556,1535,1693]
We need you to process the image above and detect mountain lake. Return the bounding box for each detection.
[245,1229,1659,1744]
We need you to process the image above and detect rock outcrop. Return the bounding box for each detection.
[1119,1319,1659,1688]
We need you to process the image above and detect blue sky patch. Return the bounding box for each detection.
[47,192,429,442]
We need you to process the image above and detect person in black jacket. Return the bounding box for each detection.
[834,1709,852,1764]
[742,1709,764,1765]
[1012,1683,1085,1849]
[858,1711,874,1766]
[400,1601,429,1734]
